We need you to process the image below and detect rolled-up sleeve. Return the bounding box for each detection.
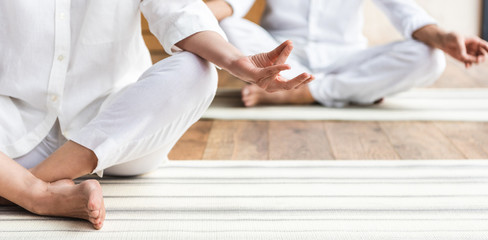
[140,0,226,55]
[372,0,437,39]
[225,0,256,18]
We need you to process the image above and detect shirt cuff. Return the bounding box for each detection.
[402,16,438,39]
[149,1,227,55]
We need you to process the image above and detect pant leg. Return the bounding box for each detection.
[220,17,311,80]
[14,120,66,169]
[71,51,218,176]
[103,148,167,177]
[308,40,447,107]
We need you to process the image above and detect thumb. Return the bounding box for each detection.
[266,40,293,63]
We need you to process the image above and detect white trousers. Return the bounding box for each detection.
[220,17,447,107]
[15,52,218,176]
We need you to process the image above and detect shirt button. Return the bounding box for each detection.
[50,94,58,102]
[60,13,66,20]
[57,55,65,61]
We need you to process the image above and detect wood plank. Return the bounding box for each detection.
[169,120,213,160]
[143,35,164,52]
[244,0,265,24]
[202,120,268,160]
[269,121,333,160]
[380,122,466,159]
[324,121,400,160]
[435,122,488,159]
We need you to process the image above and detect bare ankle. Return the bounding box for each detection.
[25,179,50,215]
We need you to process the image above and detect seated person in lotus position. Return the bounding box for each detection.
[0,0,313,229]
[206,0,488,107]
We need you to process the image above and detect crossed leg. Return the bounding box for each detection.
[220,17,446,108]
[2,52,217,228]
[0,151,105,229]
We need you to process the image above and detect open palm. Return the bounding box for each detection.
[229,41,314,92]
[442,33,488,68]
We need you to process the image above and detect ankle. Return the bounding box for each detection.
[24,179,50,215]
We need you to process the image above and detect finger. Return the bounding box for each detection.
[460,52,477,64]
[263,73,309,92]
[274,42,293,65]
[279,72,311,90]
[266,40,293,63]
[261,64,291,77]
[481,40,488,53]
[294,75,315,89]
[478,48,488,63]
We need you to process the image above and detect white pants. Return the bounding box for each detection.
[15,52,218,176]
[220,17,447,107]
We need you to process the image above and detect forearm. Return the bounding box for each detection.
[206,0,233,21]
[176,30,312,92]
[0,151,43,209]
[412,24,447,49]
[176,31,244,75]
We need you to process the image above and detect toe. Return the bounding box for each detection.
[242,87,251,96]
[93,222,103,230]
[89,209,100,218]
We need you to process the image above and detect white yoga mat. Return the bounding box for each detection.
[1,160,488,239]
[203,88,488,121]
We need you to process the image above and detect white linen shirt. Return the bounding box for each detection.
[226,0,437,69]
[0,0,225,158]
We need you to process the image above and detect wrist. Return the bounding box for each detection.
[220,51,246,73]
[413,24,446,49]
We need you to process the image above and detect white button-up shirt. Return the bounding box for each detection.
[0,0,224,158]
[226,0,436,69]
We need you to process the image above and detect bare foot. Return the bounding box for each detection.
[30,179,106,230]
[241,84,315,107]
[0,197,14,206]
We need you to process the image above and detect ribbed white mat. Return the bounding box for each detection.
[203,89,488,121]
[1,160,488,239]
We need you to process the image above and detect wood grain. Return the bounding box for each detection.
[202,120,268,160]
[169,120,213,160]
[380,122,466,159]
[435,122,488,159]
[269,121,333,160]
[325,121,399,160]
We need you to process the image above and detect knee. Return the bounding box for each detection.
[219,16,248,33]
[169,52,218,114]
[425,48,447,83]
[175,51,218,87]
[414,41,446,76]
[183,52,218,108]
[179,52,218,97]
[219,17,236,32]
[151,51,218,107]
[399,40,446,85]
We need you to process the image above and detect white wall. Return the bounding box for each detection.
[363,0,483,45]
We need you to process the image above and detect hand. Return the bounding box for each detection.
[440,32,488,68]
[228,40,314,92]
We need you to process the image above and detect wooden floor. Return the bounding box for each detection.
[169,57,488,161]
